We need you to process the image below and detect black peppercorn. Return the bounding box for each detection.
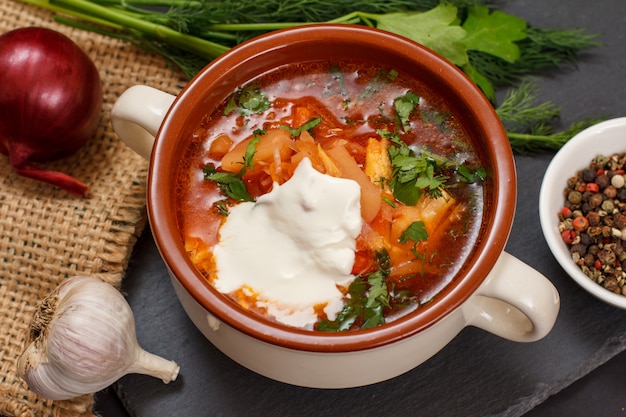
[588,193,604,208]
[596,174,610,189]
[582,169,597,182]
[570,243,587,257]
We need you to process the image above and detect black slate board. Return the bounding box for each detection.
[113,1,626,415]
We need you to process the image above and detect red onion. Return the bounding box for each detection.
[0,27,102,196]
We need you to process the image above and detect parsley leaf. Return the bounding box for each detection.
[373,4,469,67]
[457,164,487,183]
[399,221,429,245]
[385,132,450,205]
[317,250,391,332]
[394,92,420,132]
[462,6,527,64]
[391,179,422,206]
[203,131,261,202]
[214,200,230,216]
[244,135,261,170]
[459,62,496,101]
[281,117,322,138]
[362,270,387,328]
[224,84,270,116]
[317,278,365,332]
[203,165,254,202]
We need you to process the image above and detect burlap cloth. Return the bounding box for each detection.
[0,0,188,415]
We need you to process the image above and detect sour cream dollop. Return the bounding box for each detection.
[213,157,362,328]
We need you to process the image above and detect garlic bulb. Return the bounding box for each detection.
[17,275,180,400]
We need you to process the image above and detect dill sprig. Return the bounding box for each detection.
[158,0,487,27]
[470,27,602,89]
[496,79,604,153]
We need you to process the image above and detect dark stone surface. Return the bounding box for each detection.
[97,0,626,415]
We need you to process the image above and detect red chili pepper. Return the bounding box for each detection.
[586,183,600,193]
[561,230,577,244]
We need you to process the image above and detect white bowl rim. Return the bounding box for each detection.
[539,116,626,309]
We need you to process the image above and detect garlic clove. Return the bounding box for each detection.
[17,275,180,400]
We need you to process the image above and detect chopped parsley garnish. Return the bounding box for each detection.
[420,109,452,133]
[317,250,391,332]
[382,130,450,205]
[281,117,322,138]
[224,84,270,116]
[381,196,397,208]
[358,68,398,102]
[457,164,487,183]
[203,166,253,202]
[214,200,230,216]
[203,130,261,203]
[399,221,428,245]
[243,135,261,170]
[393,91,420,132]
[381,129,486,205]
[324,65,350,107]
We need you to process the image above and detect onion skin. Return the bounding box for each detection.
[0,27,102,196]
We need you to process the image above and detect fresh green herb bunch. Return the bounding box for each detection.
[24,0,603,152]
[158,0,484,31]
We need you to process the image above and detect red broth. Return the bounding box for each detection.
[175,60,485,331]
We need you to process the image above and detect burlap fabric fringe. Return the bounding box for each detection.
[0,1,187,415]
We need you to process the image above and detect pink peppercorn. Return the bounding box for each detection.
[594,259,602,270]
[572,216,590,231]
[561,230,577,244]
[586,183,600,193]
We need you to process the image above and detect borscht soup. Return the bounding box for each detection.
[175,60,486,332]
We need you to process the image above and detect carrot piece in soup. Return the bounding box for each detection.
[221,129,293,173]
[253,129,294,167]
[207,134,234,160]
[325,144,381,222]
[221,138,251,173]
[389,203,467,279]
[292,105,314,127]
[387,190,463,277]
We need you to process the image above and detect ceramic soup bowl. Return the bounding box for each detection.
[111,24,560,388]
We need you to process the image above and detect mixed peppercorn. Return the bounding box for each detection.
[559,153,626,295]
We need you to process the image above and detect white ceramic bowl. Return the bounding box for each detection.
[540,117,626,309]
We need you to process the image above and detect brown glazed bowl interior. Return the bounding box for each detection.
[147,24,516,353]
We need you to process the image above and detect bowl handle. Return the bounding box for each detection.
[111,85,176,160]
[462,251,560,342]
